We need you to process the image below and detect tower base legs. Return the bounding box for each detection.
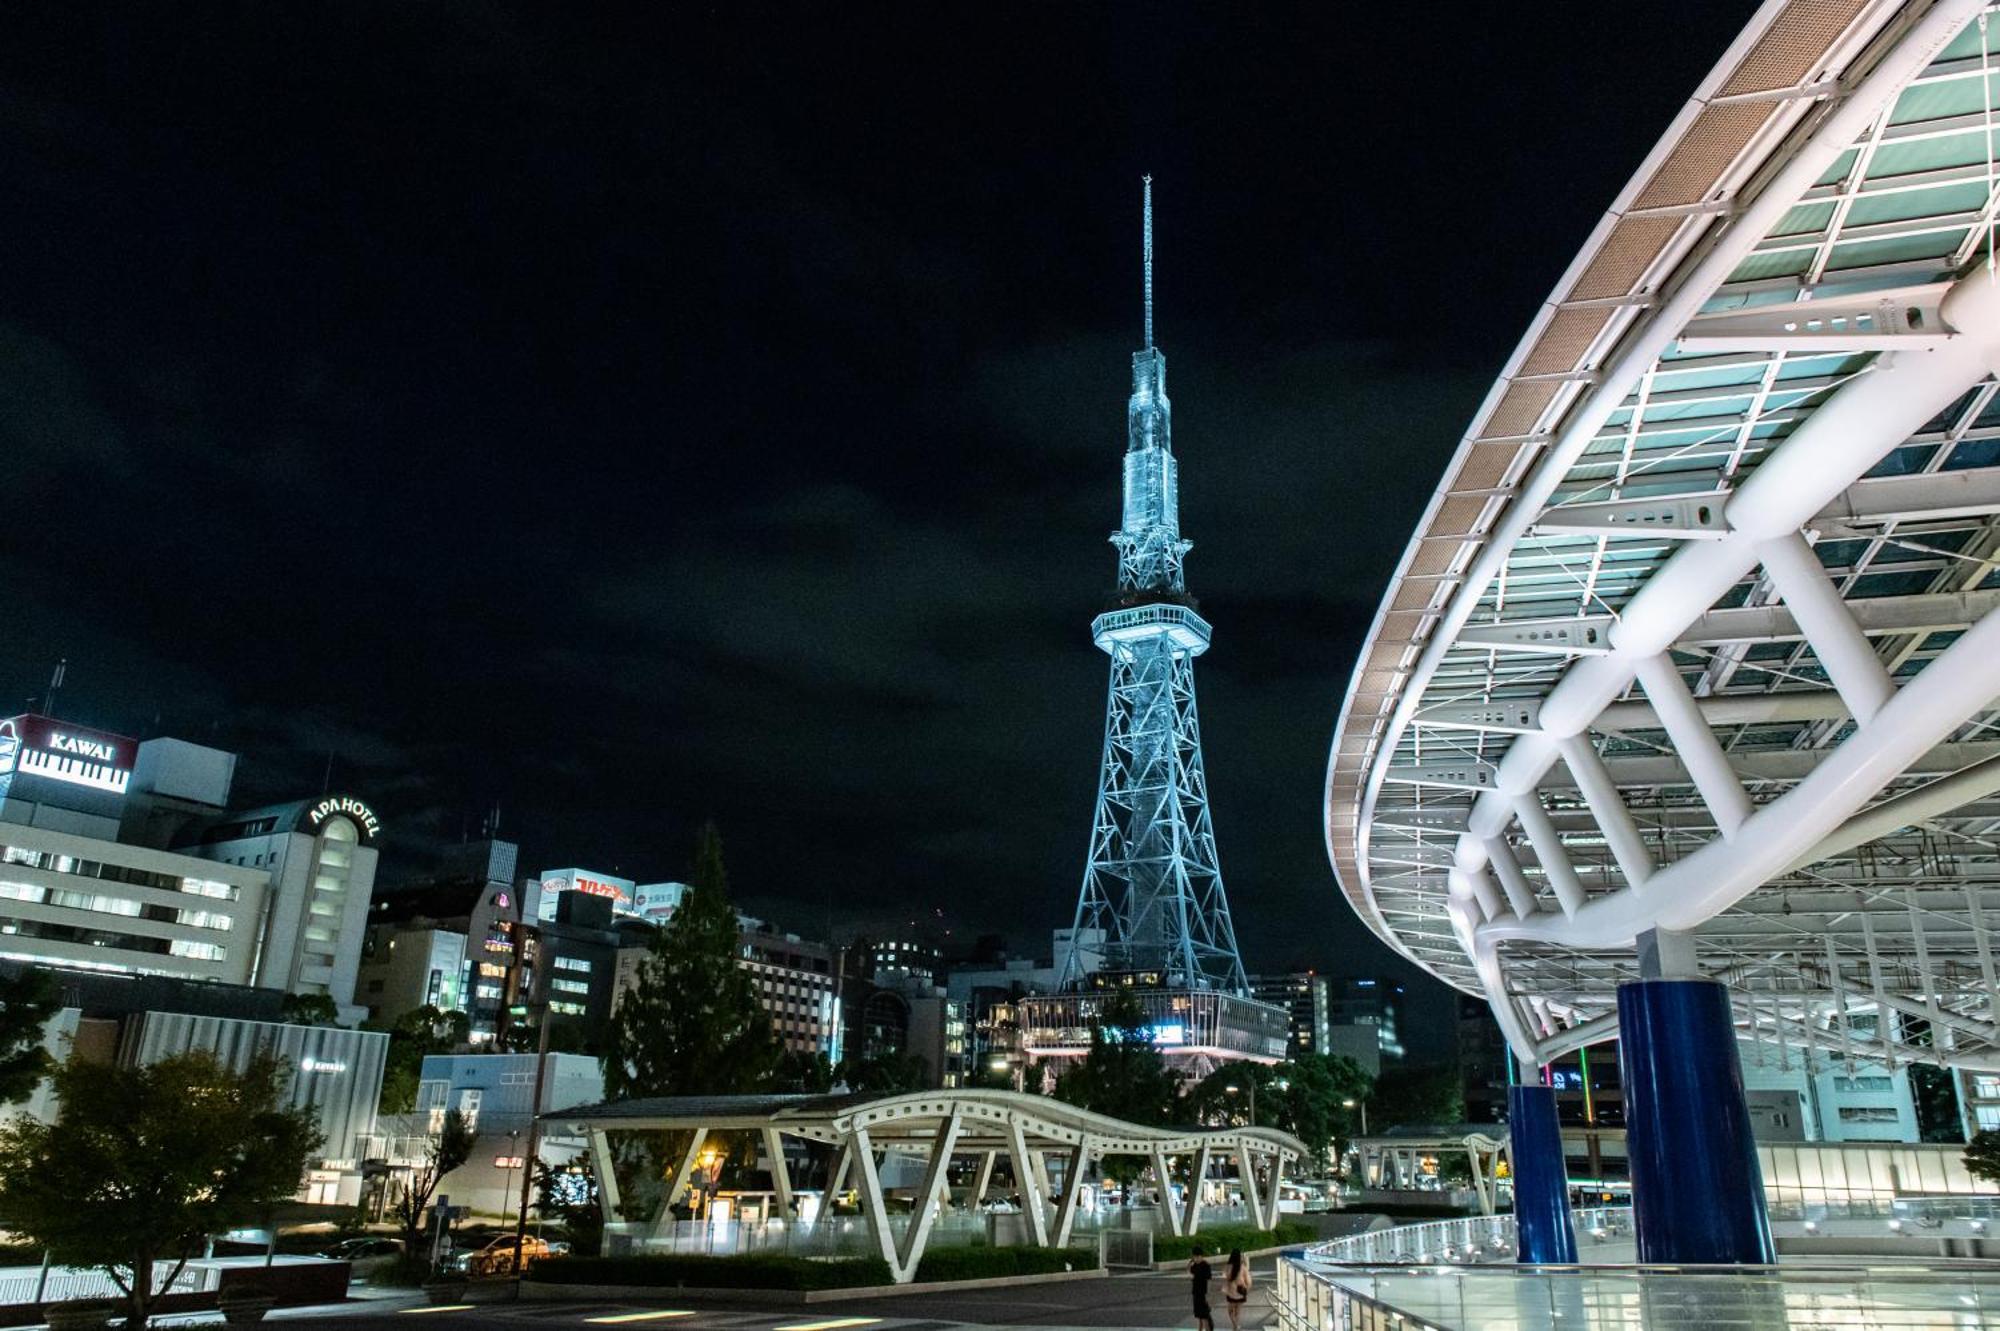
[1617,979,1775,1264]
[1508,1083,1576,1263]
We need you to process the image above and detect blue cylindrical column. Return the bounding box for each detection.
[1618,978,1775,1264]
[1508,1083,1576,1263]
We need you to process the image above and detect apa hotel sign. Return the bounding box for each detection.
[306,795,381,844]
[0,714,137,795]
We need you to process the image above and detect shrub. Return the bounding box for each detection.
[911,1246,1096,1283]
[1154,1221,1315,1262]
[528,1254,892,1290]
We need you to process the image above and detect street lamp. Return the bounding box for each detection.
[1224,1081,1257,1126]
[1342,1098,1369,1136]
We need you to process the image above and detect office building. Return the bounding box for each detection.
[1326,977,1406,1065]
[1250,972,1330,1057]
[415,1051,603,1215]
[10,961,386,1205]
[0,716,380,1012]
[740,928,840,1059]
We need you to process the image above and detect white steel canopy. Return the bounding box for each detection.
[558,1089,1306,1283]
[1327,0,2000,1073]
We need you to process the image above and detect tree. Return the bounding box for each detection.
[1965,1129,2000,1186]
[0,1051,320,1328]
[532,1155,602,1256]
[773,1050,836,1093]
[1367,1062,1464,1131]
[368,1006,470,1114]
[392,1107,475,1259]
[838,1050,930,1095]
[602,823,779,1098]
[0,969,58,1104]
[1050,990,1181,1127]
[279,992,340,1027]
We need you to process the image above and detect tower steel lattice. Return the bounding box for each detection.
[1060,177,1249,995]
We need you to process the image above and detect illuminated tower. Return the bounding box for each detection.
[1059,177,1248,994]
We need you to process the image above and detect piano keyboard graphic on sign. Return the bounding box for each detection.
[17,747,130,794]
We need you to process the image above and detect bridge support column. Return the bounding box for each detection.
[1507,1072,1575,1264]
[1618,970,1774,1264]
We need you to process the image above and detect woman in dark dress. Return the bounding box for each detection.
[1188,1246,1213,1331]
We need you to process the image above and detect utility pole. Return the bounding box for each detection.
[511,1010,552,1286]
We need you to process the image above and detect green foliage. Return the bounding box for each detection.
[1365,1063,1463,1132]
[1965,1129,2000,1185]
[911,1244,1096,1282]
[530,1253,892,1290]
[367,1006,469,1115]
[1153,1220,1315,1262]
[532,1155,603,1256]
[1051,990,1181,1126]
[602,824,780,1098]
[0,1051,322,1328]
[278,993,341,1027]
[1184,1054,1373,1164]
[772,1050,835,1093]
[839,1050,931,1094]
[391,1107,476,1255]
[0,969,58,1105]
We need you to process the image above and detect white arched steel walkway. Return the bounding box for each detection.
[557,1089,1306,1283]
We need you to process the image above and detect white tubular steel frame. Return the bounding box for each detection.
[561,1089,1304,1284]
[1328,0,2000,1073]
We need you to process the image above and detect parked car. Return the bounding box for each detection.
[462,1236,553,1276]
[317,1237,403,1260]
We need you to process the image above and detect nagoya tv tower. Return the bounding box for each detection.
[1060,177,1249,995]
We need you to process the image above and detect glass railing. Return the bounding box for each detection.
[1304,1207,1633,1265]
[1277,1259,2000,1331]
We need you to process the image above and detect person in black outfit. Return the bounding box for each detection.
[1188,1246,1214,1331]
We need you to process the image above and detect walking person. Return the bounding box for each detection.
[1223,1249,1252,1331]
[1188,1245,1214,1331]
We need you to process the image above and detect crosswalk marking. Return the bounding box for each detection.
[772,1319,882,1331]
[584,1314,700,1324]
[398,1305,475,1314]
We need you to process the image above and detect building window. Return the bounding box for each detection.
[169,940,226,962]
[1833,1075,1893,1093]
[1837,1106,1900,1124]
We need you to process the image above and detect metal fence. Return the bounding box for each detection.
[0,1262,222,1308]
[1303,1207,1633,1267]
[1099,1229,1155,1270]
[606,1202,1252,1260]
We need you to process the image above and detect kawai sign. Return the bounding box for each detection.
[0,715,137,796]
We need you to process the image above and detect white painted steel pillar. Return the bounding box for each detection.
[1483,838,1540,918]
[1557,733,1654,889]
[1514,794,1587,916]
[1756,531,1895,724]
[1634,653,1752,837]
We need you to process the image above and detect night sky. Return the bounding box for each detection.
[0,4,1751,1052]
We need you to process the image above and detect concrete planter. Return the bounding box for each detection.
[421,1278,469,1305]
[217,1289,276,1324]
[43,1299,117,1331]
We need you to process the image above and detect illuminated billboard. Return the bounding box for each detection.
[536,868,637,921]
[0,714,137,796]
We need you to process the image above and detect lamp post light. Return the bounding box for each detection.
[1342,1098,1369,1136]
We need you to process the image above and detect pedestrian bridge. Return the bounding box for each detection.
[553,1089,1306,1283]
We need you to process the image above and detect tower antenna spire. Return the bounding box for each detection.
[1142,174,1154,349]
